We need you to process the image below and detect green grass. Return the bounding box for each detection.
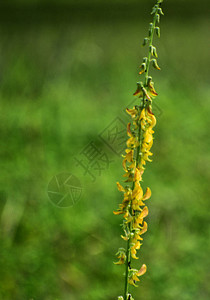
[0,13,210,300]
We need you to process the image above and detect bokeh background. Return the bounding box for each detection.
[0,0,210,299]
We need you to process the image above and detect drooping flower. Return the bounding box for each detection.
[128,265,147,287]
[114,248,127,265]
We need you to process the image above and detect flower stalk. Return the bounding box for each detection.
[114,1,164,299]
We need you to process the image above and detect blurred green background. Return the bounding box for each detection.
[0,0,210,299]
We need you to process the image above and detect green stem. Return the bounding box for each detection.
[123,3,160,300]
[124,234,130,299]
[144,12,158,87]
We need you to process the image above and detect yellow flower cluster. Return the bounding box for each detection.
[139,107,156,169]
[114,104,157,278]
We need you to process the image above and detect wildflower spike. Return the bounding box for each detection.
[114,1,164,299]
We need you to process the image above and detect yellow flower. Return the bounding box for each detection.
[139,206,149,219]
[143,130,153,143]
[126,107,138,119]
[132,181,143,201]
[133,167,142,182]
[114,248,126,265]
[116,182,125,192]
[143,187,152,200]
[122,149,134,171]
[147,79,158,97]
[114,183,133,216]
[130,247,139,260]
[137,264,147,276]
[139,221,148,235]
[146,108,157,128]
[123,170,134,182]
[134,206,149,226]
[128,265,147,287]
[127,136,139,149]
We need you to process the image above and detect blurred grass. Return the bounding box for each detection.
[0,4,210,300]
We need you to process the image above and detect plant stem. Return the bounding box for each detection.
[144,12,158,87]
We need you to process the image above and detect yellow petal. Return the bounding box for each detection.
[133,274,140,282]
[140,221,148,235]
[126,107,138,118]
[134,167,142,182]
[127,122,132,137]
[113,210,124,215]
[134,241,141,250]
[143,187,152,200]
[128,277,138,287]
[114,259,125,265]
[131,252,139,260]
[121,235,129,241]
[116,182,125,192]
[140,108,146,120]
[132,182,143,200]
[137,264,147,276]
[139,206,149,219]
[143,131,153,143]
[148,81,158,96]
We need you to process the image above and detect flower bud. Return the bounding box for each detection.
[148,23,153,36]
[143,57,148,64]
[139,63,146,75]
[153,46,158,58]
[158,7,164,15]
[152,59,161,70]
[142,37,149,46]
[155,26,160,37]
[151,5,157,15]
